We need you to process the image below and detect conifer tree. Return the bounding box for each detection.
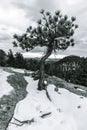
[13,9,78,90]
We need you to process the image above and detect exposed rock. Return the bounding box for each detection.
[0,70,28,130]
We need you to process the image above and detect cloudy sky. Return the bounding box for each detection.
[0,0,87,56]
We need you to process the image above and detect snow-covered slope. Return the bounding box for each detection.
[0,67,87,130]
[0,68,13,98]
[7,74,87,130]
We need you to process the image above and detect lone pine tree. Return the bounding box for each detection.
[13,9,78,90]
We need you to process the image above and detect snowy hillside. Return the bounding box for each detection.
[0,67,87,130]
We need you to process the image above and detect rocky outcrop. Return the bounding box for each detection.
[0,71,28,130]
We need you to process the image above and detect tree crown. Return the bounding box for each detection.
[13,9,78,52]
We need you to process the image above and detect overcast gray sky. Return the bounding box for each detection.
[0,0,87,56]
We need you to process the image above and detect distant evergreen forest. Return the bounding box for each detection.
[0,49,87,87]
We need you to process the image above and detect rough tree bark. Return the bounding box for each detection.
[38,46,52,90]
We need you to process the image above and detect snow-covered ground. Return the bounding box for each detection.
[7,75,87,130]
[0,68,13,98]
[11,68,25,73]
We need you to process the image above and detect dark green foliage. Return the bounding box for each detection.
[0,49,7,66]
[7,50,27,69]
[76,58,87,86]
[7,50,40,70]
[25,59,40,71]
[46,55,87,87]
[7,50,15,67]
[13,9,78,53]
[14,53,27,68]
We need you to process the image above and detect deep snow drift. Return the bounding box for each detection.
[6,70,87,130]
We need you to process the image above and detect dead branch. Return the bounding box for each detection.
[40,112,51,118]
[10,117,34,126]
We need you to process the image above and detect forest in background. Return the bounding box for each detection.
[0,49,87,87]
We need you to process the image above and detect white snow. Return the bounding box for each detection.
[0,68,13,98]
[7,75,87,130]
[22,52,67,59]
[11,68,33,75]
[77,88,86,92]
[0,67,87,130]
[47,85,87,130]
[11,68,25,73]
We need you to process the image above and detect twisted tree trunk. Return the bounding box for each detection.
[38,47,52,90]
